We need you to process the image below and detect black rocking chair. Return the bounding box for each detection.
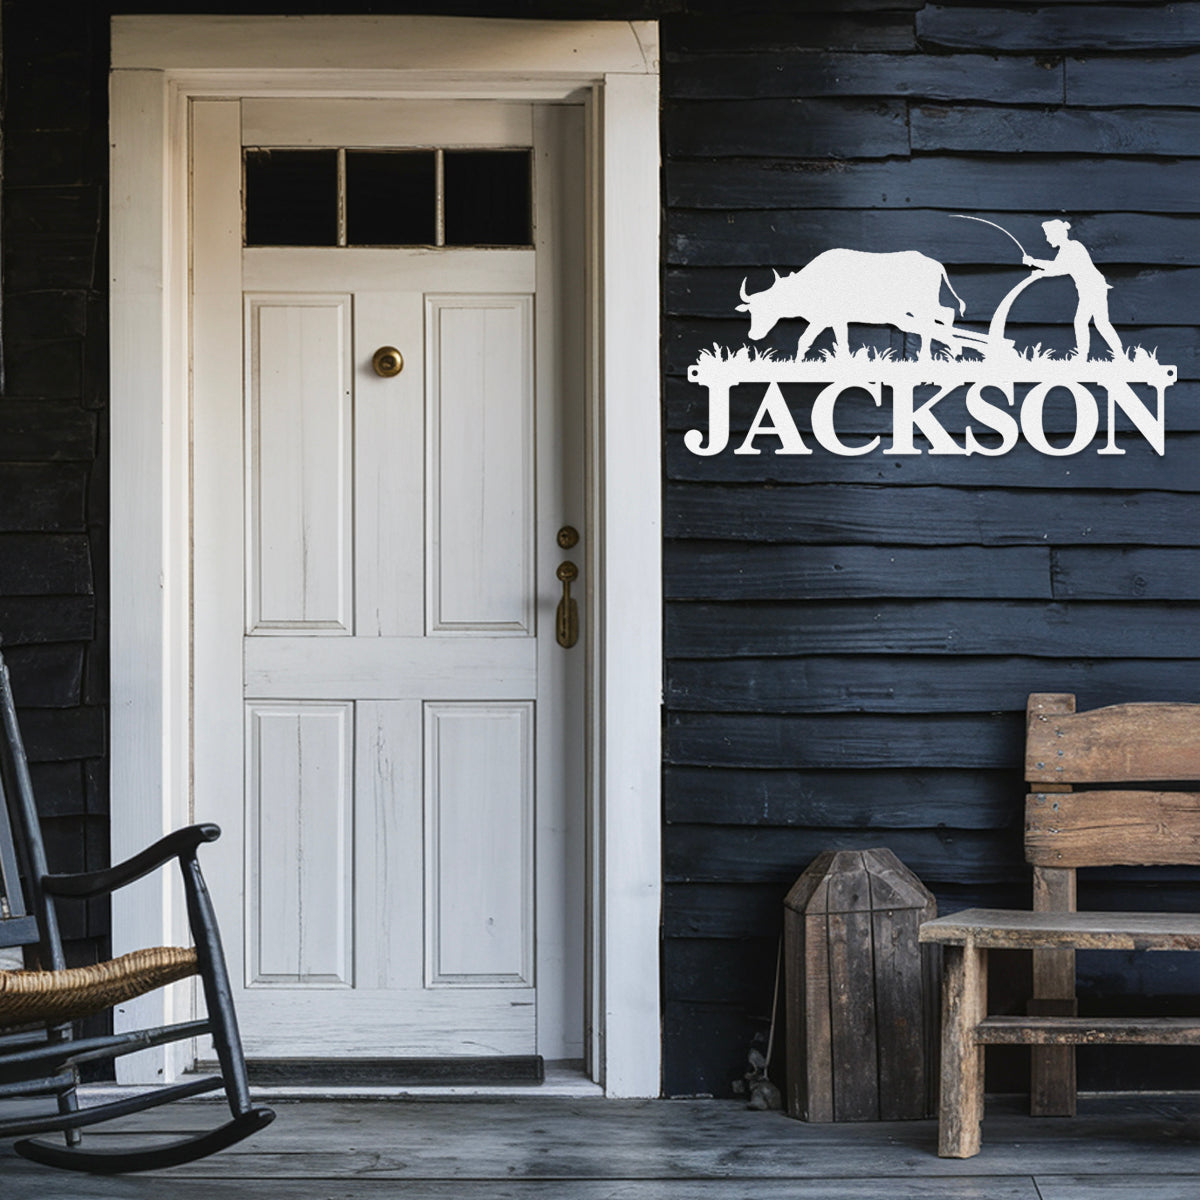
[0,647,274,1171]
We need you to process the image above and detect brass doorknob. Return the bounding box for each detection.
[372,347,404,377]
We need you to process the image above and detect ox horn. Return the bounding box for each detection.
[772,268,782,281]
[739,277,751,302]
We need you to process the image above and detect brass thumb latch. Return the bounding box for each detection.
[556,562,579,649]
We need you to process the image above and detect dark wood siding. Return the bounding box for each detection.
[662,0,1200,1097]
[1,0,108,977]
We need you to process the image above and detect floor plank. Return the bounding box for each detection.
[1,1094,1198,1195]
[0,1167,1042,1199]
[1036,1179,1200,1200]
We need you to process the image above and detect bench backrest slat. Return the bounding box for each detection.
[1026,696,1200,784]
[1026,790,1200,868]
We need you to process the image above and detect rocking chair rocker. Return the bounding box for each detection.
[0,647,274,1172]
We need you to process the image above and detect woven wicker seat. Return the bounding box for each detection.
[0,646,273,1172]
[0,946,199,1028]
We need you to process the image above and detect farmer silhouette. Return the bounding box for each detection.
[1022,219,1123,361]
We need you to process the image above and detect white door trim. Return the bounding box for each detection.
[108,16,661,1097]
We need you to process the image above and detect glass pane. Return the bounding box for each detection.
[346,151,437,246]
[444,150,532,247]
[244,150,338,246]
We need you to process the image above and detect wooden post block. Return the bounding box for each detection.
[784,848,937,1122]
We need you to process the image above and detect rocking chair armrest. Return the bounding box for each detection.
[42,824,222,898]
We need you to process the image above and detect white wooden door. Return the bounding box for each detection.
[190,99,586,1062]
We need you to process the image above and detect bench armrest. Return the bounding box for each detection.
[42,824,221,899]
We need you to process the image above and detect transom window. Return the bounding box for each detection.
[244,147,532,248]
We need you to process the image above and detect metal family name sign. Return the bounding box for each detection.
[685,218,1177,459]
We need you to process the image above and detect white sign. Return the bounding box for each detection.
[686,219,1176,458]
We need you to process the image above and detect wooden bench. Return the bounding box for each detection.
[920,692,1200,1158]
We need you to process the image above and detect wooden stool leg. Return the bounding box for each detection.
[938,941,988,1158]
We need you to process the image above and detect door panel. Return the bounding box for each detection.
[425,702,534,986]
[427,295,534,633]
[246,702,354,986]
[191,97,585,1062]
[246,295,353,633]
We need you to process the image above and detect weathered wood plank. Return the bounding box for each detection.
[666,52,1061,101]
[666,882,787,939]
[912,106,1200,156]
[789,908,835,1120]
[1067,53,1200,105]
[918,4,1200,51]
[4,185,101,239]
[666,437,1200,492]
[666,827,1023,886]
[668,209,1200,267]
[1027,790,1200,868]
[663,937,776,1005]
[667,711,1022,770]
[669,546,1200,605]
[920,909,1200,950]
[16,706,105,762]
[0,1174,1053,1200]
[5,645,85,709]
[3,289,87,342]
[1038,1178,1200,1200]
[660,655,1080,713]
[664,99,909,158]
[873,905,935,1119]
[0,534,91,595]
[667,157,1200,214]
[664,765,1020,828]
[667,600,1200,659]
[664,543,1054,600]
[828,909,879,1119]
[0,597,94,644]
[983,1016,1200,1046]
[665,485,1200,548]
[0,464,87,532]
[669,13,918,53]
[4,338,81,399]
[3,130,91,189]
[4,245,97,294]
[1053,548,1200,599]
[0,401,95,460]
[1027,699,1200,783]
[682,0,926,14]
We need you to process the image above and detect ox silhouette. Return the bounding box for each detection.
[736,249,966,360]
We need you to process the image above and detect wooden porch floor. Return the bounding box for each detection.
[3,1092,1200,1198]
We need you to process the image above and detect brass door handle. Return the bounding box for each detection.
[556,561,579,648]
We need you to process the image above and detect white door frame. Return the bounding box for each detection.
[108,15,661,1096]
